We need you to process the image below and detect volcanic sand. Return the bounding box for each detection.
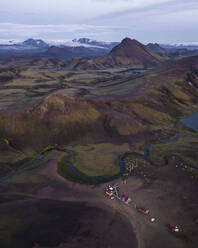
[35,152,193,248]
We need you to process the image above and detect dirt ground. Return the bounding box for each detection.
[1,152,198,248]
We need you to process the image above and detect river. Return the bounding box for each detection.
[1,111,198,184]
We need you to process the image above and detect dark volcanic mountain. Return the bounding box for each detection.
[147,42,198,58]
[71,38,169,70]
[147,43,167,55]
[45,45,108,58]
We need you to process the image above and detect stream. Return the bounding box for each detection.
[1,112,198,184]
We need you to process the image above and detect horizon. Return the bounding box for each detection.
[0,37,198,47]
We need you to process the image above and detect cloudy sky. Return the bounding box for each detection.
[0,0,198,43]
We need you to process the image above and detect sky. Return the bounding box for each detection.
[0,0,198,43]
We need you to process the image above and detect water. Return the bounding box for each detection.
[1,111,198,184]
[182,111,198,131]
[0,154,44,183]
[0,148,127,184]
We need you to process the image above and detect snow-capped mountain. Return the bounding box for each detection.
[0,38,49,51]
[0,38,110,58]
[72,38,119,50]
[0,38,198,51]
[46,39,105,49]
[0,38,115,51]
[0,38,198,60]
[22,39,49,48]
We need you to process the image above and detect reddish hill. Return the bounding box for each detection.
[71,38,169,70]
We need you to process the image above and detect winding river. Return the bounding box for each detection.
[1,112,198,184]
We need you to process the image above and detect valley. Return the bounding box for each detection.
[0,37,198,248]
[0,61,148,110]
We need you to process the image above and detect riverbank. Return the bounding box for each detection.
[1,131,198,185]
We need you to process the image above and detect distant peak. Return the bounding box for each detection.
[22,38,48,48]
[121,37,132,43]
[121,38,140,46]
[47,45,61,53]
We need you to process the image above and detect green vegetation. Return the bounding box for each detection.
[67,143,130,177]
[149,136,198,167]
[0,138,55,178]
[0,60,148,110]
[0,56,198,183]
[149,136,198,177]
[0,139,33,177]
[57,152,88,184]
[57,143,131,184]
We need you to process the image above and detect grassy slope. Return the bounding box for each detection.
[0,56,198,179]
[0,59,148,109]
[67,143,130,176]
[57,152,89,184]
[149,136,198,168]
[0,138,58,178]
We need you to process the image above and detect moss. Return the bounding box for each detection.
[67,143,129,177]
[57,153,88,184]
[149,136,198,170]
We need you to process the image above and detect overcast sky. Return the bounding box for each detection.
[0,0,198,43]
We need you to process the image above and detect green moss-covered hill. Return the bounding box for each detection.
[0,56,198,155]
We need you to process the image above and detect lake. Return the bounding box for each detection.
[182,111,198,131]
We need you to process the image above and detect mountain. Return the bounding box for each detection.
[45,45,108,58]
[147,42,198,59]
[22,39,49,49]
[71,38,169,70]
[0,38,49,51]
[0,39,108,59]
[72,38,119,50]
[0,39,49,58]
[147,43,167,55]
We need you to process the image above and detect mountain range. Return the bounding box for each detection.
[68,38,169,70]
[0,37,198,63]
[45,45,108,58]
[72,38,119,50]
[1,38,198,52]
[0,38,49,51]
